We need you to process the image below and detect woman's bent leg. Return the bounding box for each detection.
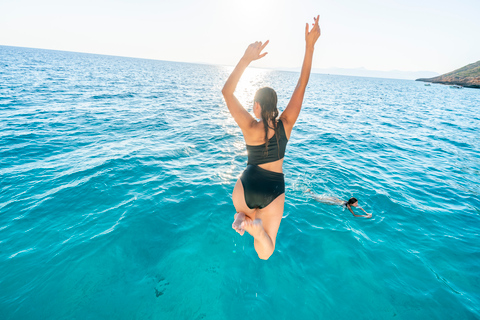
[244,193,285,260]
[232,179,257,235]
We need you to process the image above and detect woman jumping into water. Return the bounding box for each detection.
[222,16,321,260]
[306,189,372,218]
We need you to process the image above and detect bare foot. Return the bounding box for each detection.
[243,219,266,239]
[232,212,245,236]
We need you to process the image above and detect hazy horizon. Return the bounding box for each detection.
[3,43,448,81]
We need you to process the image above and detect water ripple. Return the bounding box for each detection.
[1,46,479,319]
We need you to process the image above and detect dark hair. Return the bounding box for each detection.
[254,87,279,156]
[346,197,358,206]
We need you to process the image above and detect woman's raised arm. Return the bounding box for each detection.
[222,41,269,131]
[280,15,321,132]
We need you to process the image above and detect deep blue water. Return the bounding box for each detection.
[1,45,479,319]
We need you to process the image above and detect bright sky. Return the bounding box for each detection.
[1,0,479,74]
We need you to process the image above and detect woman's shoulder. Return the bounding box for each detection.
[278,116,293,139]
[243,121,268,144]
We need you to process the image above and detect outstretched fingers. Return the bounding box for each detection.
[314,15,320,31]
[306,16,320,35]
[258,40,269,59]
[305,14,321,45]
[245,40,269,61]
[260,40,269,50]
[259,51,268,59]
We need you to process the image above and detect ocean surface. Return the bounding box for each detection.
[1,45,479,319]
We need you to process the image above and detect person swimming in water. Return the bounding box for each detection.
[306,189,372,218]
[222,16,321,260]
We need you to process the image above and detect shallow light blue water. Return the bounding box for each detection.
[1,45,479,319]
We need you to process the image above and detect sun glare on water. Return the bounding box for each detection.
[235,67,271,108]
[221,66,271,131]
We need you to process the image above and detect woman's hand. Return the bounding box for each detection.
[360,207,372,218]
[305,15,321,49]
[242,40,269,62]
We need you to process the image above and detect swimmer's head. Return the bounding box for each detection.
[346,197,358,207]
[254,87,278,121]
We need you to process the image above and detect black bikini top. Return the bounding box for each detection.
[246,119,288,165]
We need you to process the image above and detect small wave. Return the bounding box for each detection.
[91,93,136,100]
[8,248,35,259]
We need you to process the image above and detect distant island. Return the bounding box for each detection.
[312,67,439,80]
[279,66,439,80]
[416,60,480,88]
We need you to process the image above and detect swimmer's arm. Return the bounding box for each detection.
[281,15,320,130]
[347,205,356,215]
[350,206,372,218]
[222,41,269,130]
[359,207,372,218]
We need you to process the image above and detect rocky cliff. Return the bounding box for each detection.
[416,60,480,88]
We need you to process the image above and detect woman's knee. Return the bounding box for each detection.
[255,242,275,260]
[257,249,274,260]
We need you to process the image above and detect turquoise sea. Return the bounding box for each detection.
[1,45,479,319]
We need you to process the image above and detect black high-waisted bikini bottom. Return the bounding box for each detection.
[240,165,285,209]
